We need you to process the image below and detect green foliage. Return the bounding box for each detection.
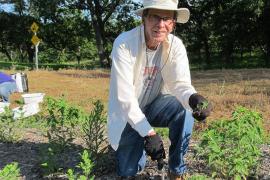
[188,174,210,180]
[0,107,23,142]
[82,100,107,167]
[196,106,265,179]
[40,96,86,175]
[40,147,60,175]
[45,96,85,152]
[154,128,169,138]
[67,150,95,180]
[0,162,21,180]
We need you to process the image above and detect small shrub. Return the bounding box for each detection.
[188,174,210,180]
[154,128,169,137]
[41,96,86,175]
[82,100,107,168]
[40,147,60,175]
[67,150,95,180]
[0,162,21,180]
[0,107,23,142]
[45,96,85,152]
[196,106,265,179]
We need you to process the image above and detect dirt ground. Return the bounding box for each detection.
[1,68,270,179]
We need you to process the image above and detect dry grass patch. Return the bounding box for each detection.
[4,68,270,132]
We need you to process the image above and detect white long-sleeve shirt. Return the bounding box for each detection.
[108,25,196,150]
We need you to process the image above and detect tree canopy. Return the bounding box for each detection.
[0,0,269,69]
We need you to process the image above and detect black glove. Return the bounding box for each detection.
[144,134,166,170]
[189,93,212,121]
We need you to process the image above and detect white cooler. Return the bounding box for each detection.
[22,93,45,104]
[13,103,40,119]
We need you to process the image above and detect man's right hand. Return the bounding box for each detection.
[144,134,166,170]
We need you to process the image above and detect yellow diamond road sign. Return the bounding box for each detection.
[31,35,40,45]
[31,22,39,33]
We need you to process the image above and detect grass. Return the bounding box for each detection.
[3,68,270,135]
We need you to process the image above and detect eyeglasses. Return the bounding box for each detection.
[147,14,175,25]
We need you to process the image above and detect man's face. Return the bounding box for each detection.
[144,9,176,46]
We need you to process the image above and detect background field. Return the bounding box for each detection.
[5,68,270,133]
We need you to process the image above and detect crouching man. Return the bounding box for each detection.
[107,0,212,179]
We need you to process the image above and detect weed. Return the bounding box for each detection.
[196,101,209,111]
[82,100,107,169]
[0,162,21,180]
[67,150,95,180]
[40,147,60,175]
[41,96,86,175]
[0,107,23,142]
[45,96,85,152]
[188,174,211,180]
[154,128,169,138]
[196,106,265,179]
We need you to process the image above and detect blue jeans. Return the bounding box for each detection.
[116,94,194,176]
[0,81,17,102]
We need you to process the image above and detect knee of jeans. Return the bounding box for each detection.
[169,98,185,116]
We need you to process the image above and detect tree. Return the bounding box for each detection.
[261,0,270,66]
[0,12,35,62]
[74,0,139,67]
[180,0,215,66]
[211,0,264,66]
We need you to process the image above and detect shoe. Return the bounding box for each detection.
[167,170,187,180]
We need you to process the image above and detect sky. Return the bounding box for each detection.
[0,3,13,12]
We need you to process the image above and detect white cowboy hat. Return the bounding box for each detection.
[135,0,190,24]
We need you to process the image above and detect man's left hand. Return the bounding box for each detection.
[189,93,212,121]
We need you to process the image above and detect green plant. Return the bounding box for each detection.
[40,97,86,175]
[82,100,107,167]
[45,96,85,152]
[188,174,211,180]
[196,106,265,179]
[154,128,169,137]
[67,150,95,180]
[0,107,23,142]
[197,101,209,111]
[0,162,21,180]
[40,147,60,175]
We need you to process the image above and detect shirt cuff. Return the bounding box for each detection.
[133,117,153,137]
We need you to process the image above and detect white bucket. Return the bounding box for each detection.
[13,103,40,119]
[22,93,45,104]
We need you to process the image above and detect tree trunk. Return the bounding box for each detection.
[263,1,270,66]
[223,42,234,67]
[92,17,106,68]
[3,49,12,62]
[19,45,24,62]
[202,35,210,66]
[27,45,34,63]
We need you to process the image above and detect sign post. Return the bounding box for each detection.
[30,22,40,70]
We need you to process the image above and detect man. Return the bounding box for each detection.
[0,72,17,102]
[107,0,212,179]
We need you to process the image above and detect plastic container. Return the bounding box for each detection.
[13,103,40,119]
[22,93,45,104]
